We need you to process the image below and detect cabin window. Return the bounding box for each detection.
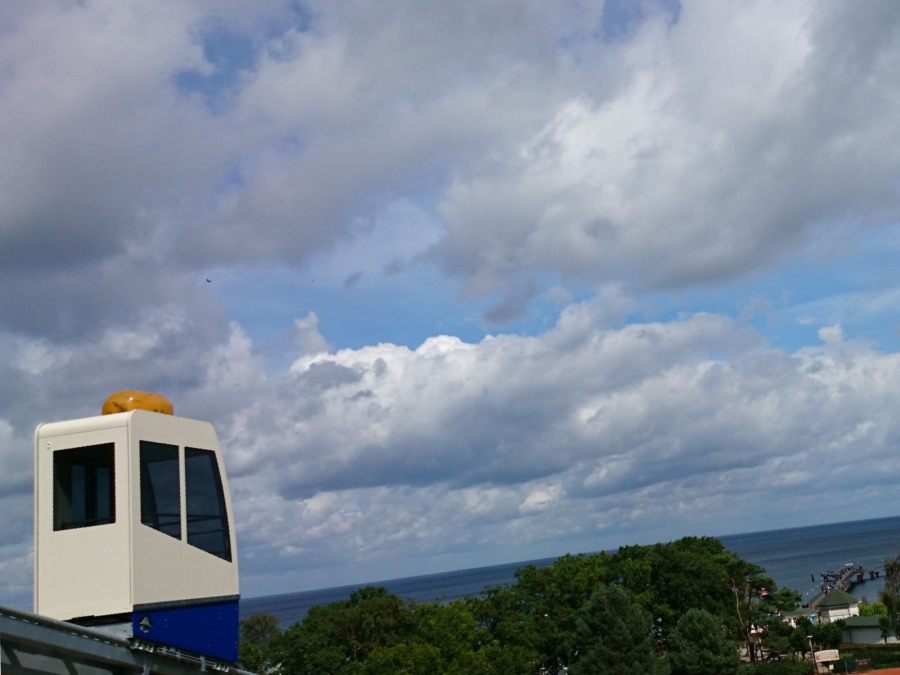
[53,443,116,531]
[140,441,181,539]
[185,448,231,561]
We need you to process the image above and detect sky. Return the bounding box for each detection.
[4,0,900,609]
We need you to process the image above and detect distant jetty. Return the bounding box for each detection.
[808,564,883,608]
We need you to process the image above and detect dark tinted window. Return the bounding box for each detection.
[53,443,115,530]
[185,448,231,561]
[140,441,181,539]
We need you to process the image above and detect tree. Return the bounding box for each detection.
[668,609,740,675]
[880,616,892,644]
[612,537,738,639]
[466,536,794,671]
[238,613,283,673]
[859,601,888,616]
[278,587,419,675]
[362,643,445,675]
[569,585,668,675]
[879,552,900,640]
[468,551,612,673]
[719,551,799,663]
[787,625,813,658]
[811,621,843,650]
[275,587,538,675]
[761,618,794,657]
[271,537,796,674]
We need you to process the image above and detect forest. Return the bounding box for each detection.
[237,536,846,675]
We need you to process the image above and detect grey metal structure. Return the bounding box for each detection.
[0,605,255,675]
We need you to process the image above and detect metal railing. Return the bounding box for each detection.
[0,604,256,675]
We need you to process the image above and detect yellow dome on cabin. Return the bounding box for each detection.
[101,390,173,415]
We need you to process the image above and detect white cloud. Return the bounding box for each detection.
[818,323,844,345]
[189,301,900,591]
[435,1,900,298]
[520,486,564,514]
[4,296,900,600]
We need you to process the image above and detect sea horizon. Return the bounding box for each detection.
[241,513,900,626]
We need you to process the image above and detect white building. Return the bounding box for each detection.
[815,589,860,623]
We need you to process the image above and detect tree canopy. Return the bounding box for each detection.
[569,584,667,675]
[239,535,808,675]
[668,608,739,675]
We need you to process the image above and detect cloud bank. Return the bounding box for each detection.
[3,0,900,605]
[4,302,900,602]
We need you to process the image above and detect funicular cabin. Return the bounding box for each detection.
[33,391,240,663]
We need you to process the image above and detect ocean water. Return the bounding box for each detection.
[241,515,900,626]
[721,515,900,606]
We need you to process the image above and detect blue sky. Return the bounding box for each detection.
[187,0,900,358]
[213,217,900,363]
[4,0,900,608]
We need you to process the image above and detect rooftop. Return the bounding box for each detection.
[816,589,859,608]
[843,615,885,628]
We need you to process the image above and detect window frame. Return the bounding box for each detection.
[52,443,116,531]
[135,440,233,563]
[184,447,232,562]
[139,440,183,540]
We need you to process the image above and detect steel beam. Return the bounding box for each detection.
[0,606,256,675]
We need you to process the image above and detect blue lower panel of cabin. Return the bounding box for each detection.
[132,600,239,662]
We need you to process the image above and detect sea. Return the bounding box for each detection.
[240,515,900,627]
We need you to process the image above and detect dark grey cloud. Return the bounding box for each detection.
[0,0,574,341]
[342,271,363,289]
[482,278,536,324]
[6,1,900,340]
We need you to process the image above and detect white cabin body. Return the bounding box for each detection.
[34,409,239,660]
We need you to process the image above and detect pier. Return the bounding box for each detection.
[808,564,884,608]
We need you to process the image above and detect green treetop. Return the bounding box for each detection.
[668,608,740,675]
[569,584,668,675]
